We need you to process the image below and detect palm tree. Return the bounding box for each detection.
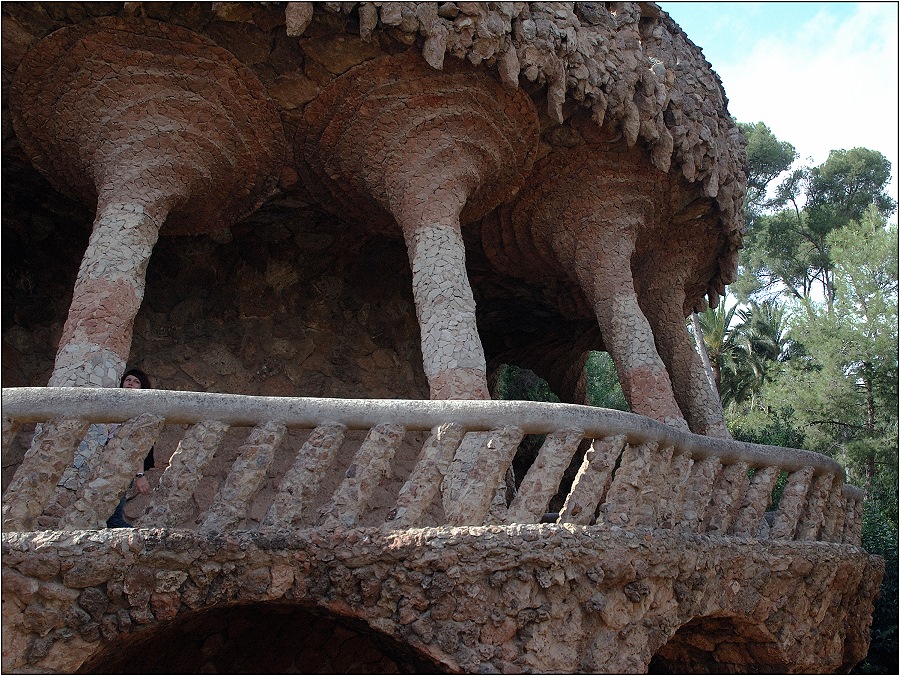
[694,299,798,409]
[693,302,740,394]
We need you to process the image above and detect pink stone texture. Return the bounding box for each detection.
[296,51,539,400]
[488,140,730,433]
[10,17,285,387]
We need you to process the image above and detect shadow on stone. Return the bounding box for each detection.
[78,602,448,675]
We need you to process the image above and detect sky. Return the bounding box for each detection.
[661,1,899,207]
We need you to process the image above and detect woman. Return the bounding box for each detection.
[106,368,155,528]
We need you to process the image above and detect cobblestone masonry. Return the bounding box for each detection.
[6,1,743,423]
[296,51,539,400]
[0,526,883,674]
[0,386,882,673]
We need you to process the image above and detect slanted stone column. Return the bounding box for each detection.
[49,200,170,387]
[636,236,731,438]
[296,52,538,399]
[10,17,285,388]
[499,144,689,430]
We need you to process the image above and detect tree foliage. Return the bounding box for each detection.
[694,298,799,408]
[585,351,629,411]
[739,121,798,226]
[734,137,896,309]
[716,124,898,673]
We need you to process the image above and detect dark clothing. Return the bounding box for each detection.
[106,448,155,529]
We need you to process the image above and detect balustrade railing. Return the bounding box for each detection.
[1,387,864,545]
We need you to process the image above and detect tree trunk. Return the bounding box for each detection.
[691,313,720,404]
[863,363,876,488]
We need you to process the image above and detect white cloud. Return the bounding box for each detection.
[717,3,898,201]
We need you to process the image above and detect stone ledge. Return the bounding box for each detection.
[1,524,883,674]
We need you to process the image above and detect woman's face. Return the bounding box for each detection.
[122,375,143,389]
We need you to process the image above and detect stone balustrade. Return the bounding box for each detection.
[1,387,863,546]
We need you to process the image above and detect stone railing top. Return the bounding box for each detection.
[2,387,852,488]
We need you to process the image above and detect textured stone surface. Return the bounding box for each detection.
[264,422,348,529]
[441,426,524,526]
[1,4,881,674]
[318,423,406,528]
[137,420,231,528]
[506,427,583,524]
[1,418,90,532]
[0,387,883,674]
[1,385,869,542]
[0,526,884,674]
[296,50,539,400]
[58,413,164,531]
[200,420,286,533]
[487,140,728,433]
[560,435,625,526]
[387,422,466,528]
[10,17,285,389]
[3,1,743,422]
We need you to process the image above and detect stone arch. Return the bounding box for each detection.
[77,601,448,674]
[648,615,790,674]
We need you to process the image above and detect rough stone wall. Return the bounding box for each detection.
[1,201,436,525]
[1,197,428,398]
[1,526,883,674]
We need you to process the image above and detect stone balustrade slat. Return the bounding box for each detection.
[602,441,670,528]
[821,483,847,544]
[843,491,863,547]
[136,419,230,528]
[831,493,848,544]
[704,461,749,535]
[441,426,523,526]
[2,415,20,465]
[1,418,90,532]
[385,422,465,529]
[59,413,165,530]
[658,451,692,530]
[823,485,847,542]
[199,420,286,533]
[319,423,406,528]
[487,465,518,524]
[505,428,584,524]
[264,422,347,529]
[795,472,835,542]
[676,456,722,533]
[770,466,815,540]
[559,435,625,525]
[636,444,678,528]
[732,465,780,538]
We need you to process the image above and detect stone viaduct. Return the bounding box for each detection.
[1,2,883,673]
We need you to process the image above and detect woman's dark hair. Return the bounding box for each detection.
[120,368,152,389]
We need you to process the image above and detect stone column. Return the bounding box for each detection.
[296,52,538,400]
[11,17,285,389]
[9,17,284,519]
[570,219,687,428]
[390,161,488,399]
[49,200,171,387]
[499,144,689,430]
[637,243,730,438]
